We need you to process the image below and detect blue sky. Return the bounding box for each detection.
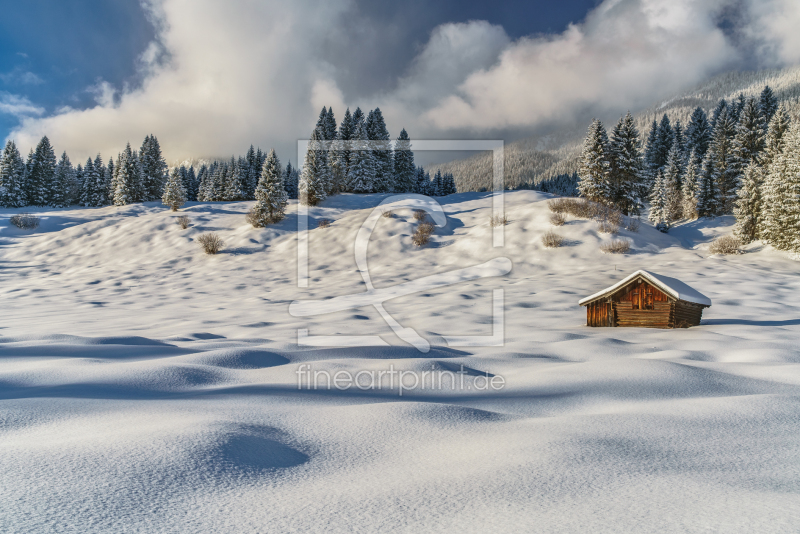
[2,0,797,163]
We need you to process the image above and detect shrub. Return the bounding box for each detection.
[382,210,394,218]
[542,231,563,248]
[317,219,332,229]
[412,221,435,247]
[197,233,224,254]
[549,212,566,226]
[600,239,631,254]
[709,235,741,255]
[656,222,669,233]
[10,213,39,230]
[598,220,619,234]
[490,214,509,227]
[547,198,570,213]
[626,218,641,233]
[412,209,427,221]
[176,215,190,229]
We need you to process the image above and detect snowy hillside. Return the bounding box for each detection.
[434,65,800,192]
[1,192,800,532]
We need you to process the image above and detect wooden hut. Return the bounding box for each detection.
[579,270,711,328]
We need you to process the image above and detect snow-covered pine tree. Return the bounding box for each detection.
[733,162,763,244]
[684,107,712,161]
[81,158,99,207]
[431,170,443,196]
[759,85,778,125]
[325,107,337,141]
[732,97,766,174]
[225,157,247,200]
[196,164,211,201]
[27,136,57,206]
[284,161,299,199]
[643,119,659,178]
[250,148,288,226]
[413,166,427,195]
[710,99,727,131]
[93,155,108,206]
[673,121,685,160]
[346,122,374,194]
[608,111,644,215]
[761,108,794,248]
[50,152,73,208]
[75,163,85,205]
[113,144,139,206]
[648,169,668,227]
[185,166,198,201]
[315,107,330,139]
[299,130,329,205]
[654,114,674,170]
[393,128,415,193]
[729,93,746,124]
[212,161,229,201]
[0,141,26,207]
[140,135,167,201]
[443,173,457,195]
[245,145,257,198]
[162,167,187,211]
[707,107,739,214]
[330,109,354,192]
[696,154,718,218]
[663,146,685,221]
[578,119,611,203]
[682,150,700,219]
[366,108,393,193]
[104,159,115,205]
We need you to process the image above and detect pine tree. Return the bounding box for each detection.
[729,93,746,124]
[324,107,337,141]
[663,146,685,221]
[94,155,108,206]
[430,170,442,196]
[648,169,668,227]
[299,130,329,205]
[710,99,727,131]
[759,85,778,125]
[330,109,354,192]
[761,108,794,248]
[732,97,766,175]
[673,121,685,160]
[245,145,257,198]
[654,114,673,170]
[346,122,374,194]
[733,163,763,244]
[284,161,299,199]
[366,108,393,193]
[393,128,415,193]
[413,166,427,194]
[196,164,211,201]
[27,136,57,206]
[706,107,738,214]
[162,167,187,211]
[140,135,167,201]
[51,152,72,208]
[682,151,700,219]
[608,112,644,214]
[104,159,115,205]
[225,157,247,200]
[696,154,718,218]
[81,158,99,207]
[185,166,198,201]
[113,143,139,206]
[578,119,611,203]
[250,148,288,226]
[0,141,26,207]
[684,107,712,161]
[644,119,659,177]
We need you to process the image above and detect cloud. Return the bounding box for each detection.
[7,0,800,164]
[0,93,45,118]
[0,68,44,86]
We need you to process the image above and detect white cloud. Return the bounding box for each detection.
[0,93,44,118]
[0,68,44,86]
[7,0,800,163]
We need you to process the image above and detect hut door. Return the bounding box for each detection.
[644,286,654,310]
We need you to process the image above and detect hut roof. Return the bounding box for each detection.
[579,270,712,307]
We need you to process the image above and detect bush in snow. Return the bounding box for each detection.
[549,212,566,226]
[542,231,563,248]
[10,212,39,230]
[600,239,631,254]
[709,235,741,255]
[412,209,427,222]
[490,214,509,227]
[626,217,641,232]
[598,220,619,234]
[412,222,435,247]
[317,219,332,229]
[197,233,224,254]
[176,215,190,229]
[382,210,394,218]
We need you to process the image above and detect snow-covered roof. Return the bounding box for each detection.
[579,270,712,307]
